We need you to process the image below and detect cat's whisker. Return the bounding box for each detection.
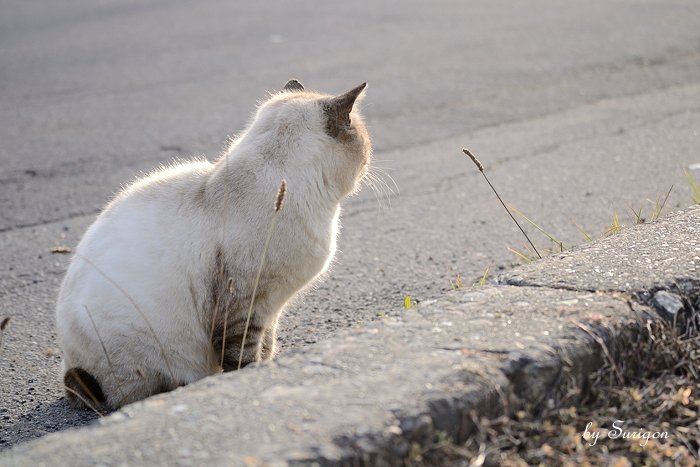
[368,161,396,173]
[367,159,395,171]
[369,166,399,194]
[372,174,396,202]
[367,173,392,209]
[362,174,379,199]
[373,176,394,208]
[365,165,398,209]
[363,174,388,210]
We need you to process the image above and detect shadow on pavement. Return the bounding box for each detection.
[0,398,99,451]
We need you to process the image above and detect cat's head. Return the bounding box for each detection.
[249,80,372,201]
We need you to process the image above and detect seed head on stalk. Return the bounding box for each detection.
[462,148,542,259]
[236,179,288,370]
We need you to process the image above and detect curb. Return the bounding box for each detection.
[2,206,698,466]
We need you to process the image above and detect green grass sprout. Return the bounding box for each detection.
[478,266,490,286]
[574,223,593,243]
[508,205,566,252]
[450,274,465,290]
[683,168,700,204]
[605,213,621,237]
[649,185,673,222]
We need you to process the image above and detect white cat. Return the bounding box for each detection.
[56,80,371,409]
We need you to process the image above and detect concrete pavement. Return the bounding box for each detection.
[2,205,697,466]
[2,0,700,451]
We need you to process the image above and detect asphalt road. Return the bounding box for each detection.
[1,0,699,449]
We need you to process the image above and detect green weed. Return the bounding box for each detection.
[509,205,566,252]
[574,223,593,243]
[450,274,465,290]
[605,212,622,237]
[477,266,490,286]
[684,168,700,204]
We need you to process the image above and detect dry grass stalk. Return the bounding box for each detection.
[216,278,236,369]
[219,308,230,369]
[0,316,10,351]
[63,385,104,418]
[83,305,126,402]
[275,180,287,212]
[462,148,542,259]
[650,185,674,222]
[208,261,226,371]
[73,252,175,381]
[237,180,287,370]
[211,149,235,371]
[509,205,566,252]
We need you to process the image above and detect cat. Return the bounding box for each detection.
[56,79,372,409]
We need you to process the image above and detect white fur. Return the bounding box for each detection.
[56,84,371,407]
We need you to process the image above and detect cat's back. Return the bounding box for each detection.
[108,158,215,212]
[58,159,217,310]
[87,158,215,242]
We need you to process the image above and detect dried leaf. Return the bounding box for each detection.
[673,387,691,405]
[612,457,632,467]
[629,388,642,401]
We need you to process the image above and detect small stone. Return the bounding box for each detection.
[652,291,684,321]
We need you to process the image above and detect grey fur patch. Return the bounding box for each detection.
[282,79,304,92]
[207,247,269,370]
[324,82,367,138]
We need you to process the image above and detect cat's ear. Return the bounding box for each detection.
[282,79,304,92]
[325,82,367,137]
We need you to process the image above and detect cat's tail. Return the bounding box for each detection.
[64,367,106,410]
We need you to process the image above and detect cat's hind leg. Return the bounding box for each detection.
[64,361,190,410]
[64,367,107,410]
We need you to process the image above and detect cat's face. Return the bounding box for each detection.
[251,80,372,200]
